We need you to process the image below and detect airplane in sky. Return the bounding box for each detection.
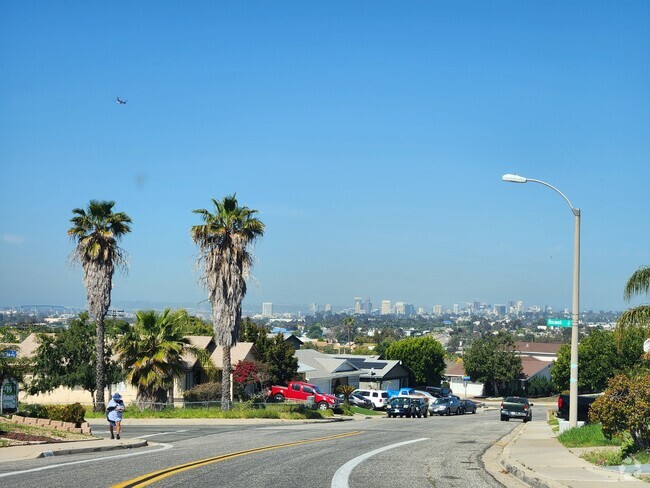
[116,97,127,105]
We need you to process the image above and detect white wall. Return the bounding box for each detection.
[448,378,483,397]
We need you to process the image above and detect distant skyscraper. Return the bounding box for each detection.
[324,304,332,313]
[363,298,372,315]
[354,297,363,314]
[433,305,443,316]
[453,304,459,314]
[417,307,425,315]
[494,304,506,315]
[262,302,273,317]
[381,300,391,315]
[309,302,318,315]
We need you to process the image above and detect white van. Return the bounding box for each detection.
[352,389,390,410]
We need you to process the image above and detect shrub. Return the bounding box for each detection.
[527,376,553,397]
[15,403,86,427]
[16,403,49,419]
[589,373,650,451]
[50,403,86,427]
[183,382,222,403]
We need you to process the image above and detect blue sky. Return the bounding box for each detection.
[1,1,649,313]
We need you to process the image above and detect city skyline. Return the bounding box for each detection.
[2,2,649,312]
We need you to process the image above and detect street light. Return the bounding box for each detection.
[502,173,581,428]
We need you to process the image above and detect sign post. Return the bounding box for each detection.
[462,375,470,399]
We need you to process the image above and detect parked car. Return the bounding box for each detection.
[270,381,340,410]
[411,397,429,418]
[425,386,452,398]
[386,396,426,418]
[414,390,438,415]
[459,399,477,414]
[431,397,462,416]
[557,393,601,422]
[500,396,533,422]
[353,389,390,410]
[336,393,373,409]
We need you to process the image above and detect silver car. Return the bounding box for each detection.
[431,397,462,416]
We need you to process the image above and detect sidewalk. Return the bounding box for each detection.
[494,420,644,487]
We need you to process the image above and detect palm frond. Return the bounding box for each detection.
[625,266,650,301]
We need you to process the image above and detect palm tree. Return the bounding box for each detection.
[191,194,264,410]
[116,309,208,408]
[616,265,650,346]
[68,200,131,411]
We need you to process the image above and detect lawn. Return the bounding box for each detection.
[0,419,97,447]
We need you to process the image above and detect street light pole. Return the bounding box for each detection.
[502,174,580,428]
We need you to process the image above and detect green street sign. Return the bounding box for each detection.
[547,318,572,327]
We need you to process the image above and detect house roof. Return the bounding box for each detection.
[515,342,562,355]
[18,333,55,358]
[180,336,215,369]
[445,357,551,379]
[521,356,552,379]
[295,349,360,379]
[331,354,404,378]
[210,342,258,369]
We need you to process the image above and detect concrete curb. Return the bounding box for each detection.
[37,439,149,459]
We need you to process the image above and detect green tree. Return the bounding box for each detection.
[265,334,299,386]
[616,265,650,349]
[463,333,522,396]
[0,344,28,392]
[170,309,214,336]
[68,200,131,411]
[375,337,396,358]
[384,336,446,386]
[306,324,323,339]
[29,313,122,405]
[115,309,208,407]
[551,329,645,393]
[191,195,264,410]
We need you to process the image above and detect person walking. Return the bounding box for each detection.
[106,393,125,439]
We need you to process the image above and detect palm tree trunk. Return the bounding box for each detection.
[94,316,105,412]
[221,346,232,411]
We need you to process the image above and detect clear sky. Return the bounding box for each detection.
[1,1,649,313]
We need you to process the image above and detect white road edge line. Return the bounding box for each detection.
[0,442,174,478]
[331,438,429,488]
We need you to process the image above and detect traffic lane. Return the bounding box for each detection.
[118,426,415,488]
[0,422,370,488]
[117,410,517,488]
[350,410,513,488]
[0,410,518,488]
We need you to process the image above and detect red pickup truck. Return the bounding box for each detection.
[270,381,340,410]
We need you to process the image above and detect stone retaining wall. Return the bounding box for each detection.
[9,415,92,434]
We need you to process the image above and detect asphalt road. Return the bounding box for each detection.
[0,409,522,488]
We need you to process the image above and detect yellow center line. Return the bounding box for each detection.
[112,430,362,488]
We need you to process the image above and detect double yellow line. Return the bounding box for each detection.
[113,431,362,487]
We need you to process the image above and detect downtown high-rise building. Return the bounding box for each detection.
[354,297,363,314]
[262,302,273,317]
[433,304,443,316]
[381,300,391,315]
[324,304,332,313]
[363,298,372,314]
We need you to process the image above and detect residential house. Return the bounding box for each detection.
[294,349,361,394]
[332,354,411,390]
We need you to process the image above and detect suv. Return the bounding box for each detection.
[353,389,390,410]
[387,396,423,418]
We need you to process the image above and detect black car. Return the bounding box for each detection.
[459,399,477,414]
[386,397,427,418]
